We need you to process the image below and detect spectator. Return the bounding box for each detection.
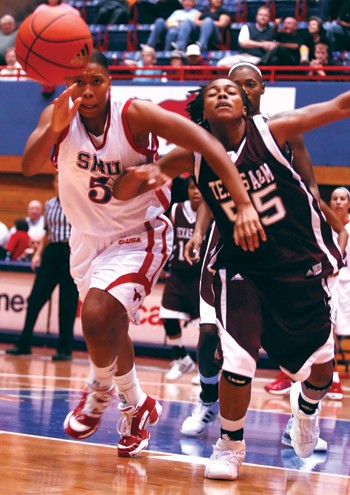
[124,45,163,81]
[18,235,42,263]
[260,16,303,66]
[326,0,350,51]
[0,220,9,260]
[185,43,208,78]
[17,199,45,239]
[6,218,30,261]
[91,0,130,25]
[0,15,17,66]
[0,46,27,80]
[217,6,275,67]
[192,0,231,51]
[170,48,184,66]
[299,16,331,64]
[131,0,182,24]
[145,0,199,51]
[319,0,344,21]
[6,174,79,360]
[186,43,202,64]
[308,42,337,76]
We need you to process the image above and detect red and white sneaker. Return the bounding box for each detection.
[264,372,292,395]
[117,395,162,458]
[64,385,115,439]
[327,381,344,401]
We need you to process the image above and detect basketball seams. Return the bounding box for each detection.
[15,6,93,84]
[30,11,70,38]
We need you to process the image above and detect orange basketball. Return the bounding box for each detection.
[15,5,93,85]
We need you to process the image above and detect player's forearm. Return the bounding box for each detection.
[194,202,213,238]
[22,126,60,176]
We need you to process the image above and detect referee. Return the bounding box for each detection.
[6,174,79,360]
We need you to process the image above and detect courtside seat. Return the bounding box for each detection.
[229,23,244,51]
[103,50,125,65]
[68,0,101,24]
[89,24,107,50]
[136,24,154,47]
[208,49,237,64]
[105,24,138,51]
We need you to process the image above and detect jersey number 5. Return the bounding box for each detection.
[88,177,112,204]
[222,183,286,226]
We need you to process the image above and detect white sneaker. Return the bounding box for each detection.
[165,355,195,380]
[282,416,327,452]
[191,373,201,385]
[181,400,219,436]
[290,381,320,458]
[205,437,246,480]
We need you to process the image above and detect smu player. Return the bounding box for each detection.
[20,51,264,458]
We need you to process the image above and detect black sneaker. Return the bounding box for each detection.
[52,353,72,361]
[6,347,31,356]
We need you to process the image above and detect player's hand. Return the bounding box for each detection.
[51,84,82,133]
[234,203,267,252]
[126,164,170,187]
[184,233,203,265]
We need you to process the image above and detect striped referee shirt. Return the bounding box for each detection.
[44,196,71,243]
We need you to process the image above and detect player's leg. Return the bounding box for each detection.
[181,323,220,436]
[64,219,172,456]
[181,223,221,436]
[205,269,263,481]
[162,317,195,380]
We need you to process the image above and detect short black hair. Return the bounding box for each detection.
[90,49,109,72]
[15,218,29,232]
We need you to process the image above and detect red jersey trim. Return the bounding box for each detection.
[121,98,159,163]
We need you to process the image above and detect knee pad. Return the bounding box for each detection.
[223,370,252,387]
[304,377,333,393]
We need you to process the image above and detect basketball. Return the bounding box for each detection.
[15,5,93,85]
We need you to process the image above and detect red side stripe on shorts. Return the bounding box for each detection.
[105,219,170,296]
[155,187,170,211]
[106,273,152,295]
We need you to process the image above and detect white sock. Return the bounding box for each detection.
[114,365,145,407]
[87,357,117,390]
[333,371,340,383]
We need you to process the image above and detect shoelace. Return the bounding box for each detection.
[117,405,136,437]
[82,387,113,416]
[211,448,243,464]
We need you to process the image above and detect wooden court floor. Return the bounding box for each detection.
[1,343,350,495]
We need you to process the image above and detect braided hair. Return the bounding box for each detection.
[186,78,251,131]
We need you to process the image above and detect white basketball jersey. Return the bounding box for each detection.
[54,96,171,237]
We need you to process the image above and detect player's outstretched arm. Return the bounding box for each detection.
[268,90,350,148]
[126,99,266,252]
[22,85,81,176]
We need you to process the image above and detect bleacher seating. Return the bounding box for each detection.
[67,0,350,79]
[69,0,101,24]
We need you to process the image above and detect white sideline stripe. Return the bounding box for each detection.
[1,431,349,479]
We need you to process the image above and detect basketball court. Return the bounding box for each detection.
[1,345,349,494]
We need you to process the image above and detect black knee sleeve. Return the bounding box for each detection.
[304,377,333,393]
[223,370,252,386]
[162,318,182,338]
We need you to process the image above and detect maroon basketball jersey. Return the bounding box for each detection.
[193,115,343,283]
